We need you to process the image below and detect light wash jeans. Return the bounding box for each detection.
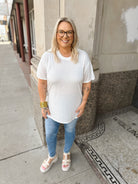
[45,117,78,157]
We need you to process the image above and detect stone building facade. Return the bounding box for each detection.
[9,0,138,145]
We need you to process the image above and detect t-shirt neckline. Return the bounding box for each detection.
[57,50,71,60]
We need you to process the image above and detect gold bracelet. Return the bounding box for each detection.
[40,101,48,108]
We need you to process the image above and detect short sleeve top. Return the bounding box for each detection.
[37,49,95,123]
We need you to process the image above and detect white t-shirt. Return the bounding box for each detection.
[37,49,95,124]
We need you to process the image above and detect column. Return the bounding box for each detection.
[10,18,14,44]
[10,18,16,50]
[15,3,25,62]
[23,0,32,64]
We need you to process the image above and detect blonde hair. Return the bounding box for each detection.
[51,17,78,63]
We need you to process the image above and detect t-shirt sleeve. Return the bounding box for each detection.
[37,53,47,80]
[83,53,95,83]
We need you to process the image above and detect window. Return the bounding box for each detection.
[29,9,36,56]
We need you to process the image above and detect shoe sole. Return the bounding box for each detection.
[40,157,58,173]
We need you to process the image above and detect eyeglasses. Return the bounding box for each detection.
[57,30,74,37]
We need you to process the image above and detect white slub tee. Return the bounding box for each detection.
[37,49,95,124]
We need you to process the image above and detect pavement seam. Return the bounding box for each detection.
[55,168,93,184]
[0,145,43,162]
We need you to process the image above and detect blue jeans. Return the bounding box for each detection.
[45,117,78,157]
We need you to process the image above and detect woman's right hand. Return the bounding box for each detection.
[41,108,50,119]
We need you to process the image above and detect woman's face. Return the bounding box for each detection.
[56,21,74,50]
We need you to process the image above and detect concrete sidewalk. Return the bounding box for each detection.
[0,43,101,184]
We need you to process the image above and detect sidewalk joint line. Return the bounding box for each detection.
[0,145,43,162]
[56,168,92,184]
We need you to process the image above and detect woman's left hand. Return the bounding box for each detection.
[75,103,86,117]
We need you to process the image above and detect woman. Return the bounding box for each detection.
[37,17,95,173]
